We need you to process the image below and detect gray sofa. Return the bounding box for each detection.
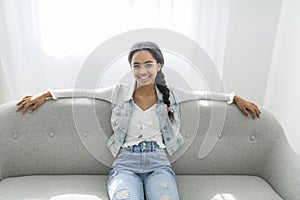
[0,98,299,200]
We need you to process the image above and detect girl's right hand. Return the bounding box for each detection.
[16,91,52,114]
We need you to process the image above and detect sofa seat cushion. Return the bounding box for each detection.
[0,175,282,200]
[0,175,109,200]
[177,175,283,200]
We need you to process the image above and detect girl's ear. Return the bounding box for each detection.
[158,63,162,72]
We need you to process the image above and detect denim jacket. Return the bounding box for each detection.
[107,82,184,158]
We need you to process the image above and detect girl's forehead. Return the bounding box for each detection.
[132,50,155,61]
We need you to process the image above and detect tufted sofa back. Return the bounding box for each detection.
[0,98,294,178]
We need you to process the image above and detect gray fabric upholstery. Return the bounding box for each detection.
[0,98,300,199]
[0,175,282,200]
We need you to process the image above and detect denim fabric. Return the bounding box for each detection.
[107,82,184,158]
[108,141,179,200]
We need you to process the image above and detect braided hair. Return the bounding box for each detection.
[128,41,175,122]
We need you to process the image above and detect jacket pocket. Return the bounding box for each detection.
[111,104,129,132]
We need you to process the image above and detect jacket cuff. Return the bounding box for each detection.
[47,88,57,100]
[227,92,235,104]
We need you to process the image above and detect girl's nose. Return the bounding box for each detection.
[139,66,147,74]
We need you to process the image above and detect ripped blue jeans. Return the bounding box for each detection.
[107,141,179,200]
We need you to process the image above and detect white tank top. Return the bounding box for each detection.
[122,101,165,148]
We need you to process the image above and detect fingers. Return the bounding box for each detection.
[251,103,261,119]
[246,104,261,119]
[16,101,27,112]
[22,100,34,114]
[251,108,257,119]
[241,106,250,118]
[16,96,31,106]
[16,98,32,112]
[29,102,41,113]
[246,105,256,119]
[16,99,24,106]
[256,107,261,118]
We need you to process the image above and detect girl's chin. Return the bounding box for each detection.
[136,79,154,86]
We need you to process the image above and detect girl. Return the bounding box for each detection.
[16,41,261,200]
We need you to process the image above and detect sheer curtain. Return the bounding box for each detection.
[0,0,229,102]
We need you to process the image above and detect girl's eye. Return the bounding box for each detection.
[132,63,155,69]
[145,63,154,68]
[133,65,141,69]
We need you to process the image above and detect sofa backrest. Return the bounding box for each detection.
[0,98,288,179]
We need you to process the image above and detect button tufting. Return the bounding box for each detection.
[83,132,89,137]
[13,134,19,139]
[49,132,55,137]
[250,135,256,141]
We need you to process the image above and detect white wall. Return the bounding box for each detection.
[222,0,300,155]
[222,0,282,105]
[264,0,300,155]
[0,59,12,104]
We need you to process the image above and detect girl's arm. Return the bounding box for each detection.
[172,86,235,104]
[172,86,261,119]
[49,84,116,102]
[16,84,116,114]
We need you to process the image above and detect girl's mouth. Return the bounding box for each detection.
[138,75,151,82]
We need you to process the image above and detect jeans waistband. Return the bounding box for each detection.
[121,141,160,153]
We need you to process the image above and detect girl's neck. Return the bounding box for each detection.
[134,83,156,97]
[133,83,157,111]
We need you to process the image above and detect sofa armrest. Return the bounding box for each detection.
[261,111,300,200]
[262,138,300,200]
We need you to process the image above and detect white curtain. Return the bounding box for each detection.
[0,59,12,104]
[0,0,229,101]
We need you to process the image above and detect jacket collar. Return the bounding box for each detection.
[124,80,163,103]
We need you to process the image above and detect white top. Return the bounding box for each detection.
[122,102,165,148]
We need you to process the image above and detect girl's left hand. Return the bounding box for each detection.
[233,95,261,119]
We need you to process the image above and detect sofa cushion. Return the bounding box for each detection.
[176,175,283,200]
[0,175,282,200]
[0,175,109,200]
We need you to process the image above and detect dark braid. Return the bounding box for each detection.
[128,41,175,122]
[155,71,175,122]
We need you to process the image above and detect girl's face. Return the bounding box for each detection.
[131,50,161,87]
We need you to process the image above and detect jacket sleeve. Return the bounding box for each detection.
[171,85,235,104]
[47,84,117,103]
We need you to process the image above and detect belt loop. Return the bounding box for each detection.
[152,142,155,151]
[130,146,134,153]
